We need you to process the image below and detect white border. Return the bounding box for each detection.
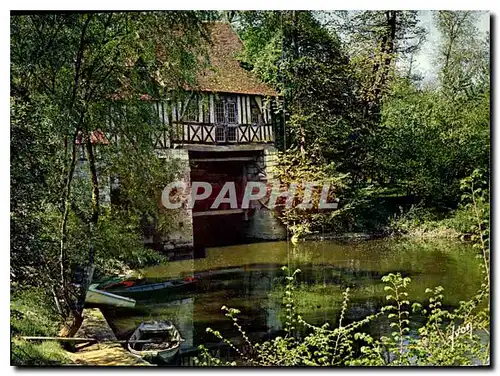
[2,3,497,376]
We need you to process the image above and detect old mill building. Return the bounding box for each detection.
[80,22,286,254]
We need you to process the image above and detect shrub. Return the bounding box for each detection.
[197,267,489,366]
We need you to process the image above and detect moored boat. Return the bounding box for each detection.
[85,283,136,308]
[101,277,197,296]
[127,321,182,362]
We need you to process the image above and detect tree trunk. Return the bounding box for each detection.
[56,17,94,337]
[58,129,101,337]
[289,11,306,155]
[58,310,84,338]
[58,128,80,316]
[372,11,397,103]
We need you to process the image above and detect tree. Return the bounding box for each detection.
[234,11,359,161]
[11,11,209,336]
[340,11,426,107]
[372,28,489,209]
[435,11,489,99]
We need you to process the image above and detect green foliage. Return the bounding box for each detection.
[345,11,425,104]
[11,339,71,366]
[93,211,167,275]
[194,345,237,367]
[11,11,208,321]
[234,11,489,234]
[11,288,61,337]
[273,149,348,239]
[11,288,72,366]
[459,169,490,294]
[388,169,490,243]
[435,11,489,97]
[373,78,489,209]
[235,11,360,159]
[10,94,60,288]
[198,264,489,366]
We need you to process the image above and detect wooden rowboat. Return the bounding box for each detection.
[127,321,182,363]
[85,283,136,308]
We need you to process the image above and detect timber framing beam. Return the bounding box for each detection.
[192,209,245,217]
[190,157,255,162]
[181,144,269,152]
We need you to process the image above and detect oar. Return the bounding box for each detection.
[18,336,178,344]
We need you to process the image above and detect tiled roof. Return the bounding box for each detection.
[195,22,278,97]
[109,22,278,100]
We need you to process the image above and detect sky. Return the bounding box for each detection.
[413,10,490,82]
[317,10,490,83]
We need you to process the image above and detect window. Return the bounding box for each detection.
[215,100,225,123]
[227,100,237,124]
[227,126,237,142]
[250,98,262,125]
[215,95,238,124]
[215,125,225,142]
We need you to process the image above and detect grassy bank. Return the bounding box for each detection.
[11,288,71,365]
[10,243,166,366]
[387,203,481,239]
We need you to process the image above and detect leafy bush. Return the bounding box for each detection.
[68,210,167,277]
[197,268,489,366]
[273,149,348,240]
[388,169,489,240]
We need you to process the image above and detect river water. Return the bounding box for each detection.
[101,238,482,364]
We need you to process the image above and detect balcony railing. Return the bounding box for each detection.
[165,122,274,145]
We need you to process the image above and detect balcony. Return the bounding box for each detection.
[151,93,277,149]
[169,121,274,144]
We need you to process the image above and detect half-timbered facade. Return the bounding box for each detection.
[151,92,275,147]
[149,22,285,252]
[151,22,279,150]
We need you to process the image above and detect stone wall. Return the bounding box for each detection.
[153,146,286,252]
[243,146,287,240]
[152,148,194,252]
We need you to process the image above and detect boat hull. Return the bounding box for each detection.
[103,279,197,301]
[127,321,182,363]
[85,284,136,308]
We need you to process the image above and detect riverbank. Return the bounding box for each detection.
[67,308,151,366]
[12,308,152,366]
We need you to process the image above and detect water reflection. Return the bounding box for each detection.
[102,238,482,363]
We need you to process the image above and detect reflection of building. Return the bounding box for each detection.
[265,295,282,333]
[164,297,195,351]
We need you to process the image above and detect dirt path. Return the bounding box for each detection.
[67,308,152,366]
[68,343,151,366]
